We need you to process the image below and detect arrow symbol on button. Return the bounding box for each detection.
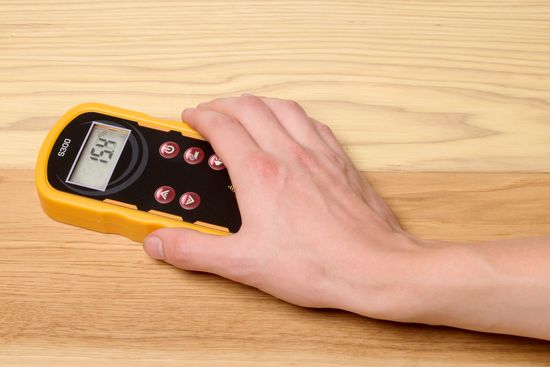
[185,195,195,205]
[159,190,170,200]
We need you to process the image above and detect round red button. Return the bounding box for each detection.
[208,154,225,171]
[183,147,205,165]
[154,186,176,204]
[179,192,200,210]
[159,141,180,159]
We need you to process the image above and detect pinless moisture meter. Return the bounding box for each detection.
[36,103,241,242]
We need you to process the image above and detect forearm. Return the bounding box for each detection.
[347,236,550,340]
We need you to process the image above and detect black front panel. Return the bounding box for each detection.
[47,112,241,233]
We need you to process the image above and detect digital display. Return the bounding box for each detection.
[66,122,131,191]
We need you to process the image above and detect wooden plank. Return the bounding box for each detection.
[1,169,549,366]
[369,171,550,242]
[1,1,550,171]
[2,0,550,364]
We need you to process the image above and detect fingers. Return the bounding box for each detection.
[196,95,293,153]
[311,118,348,157]
[182,107,260,177]
[258,97,328,152]
[143,228,244,277]
[187,94,350,176]
[195,95,348,161]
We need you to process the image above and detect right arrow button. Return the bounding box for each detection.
[208,154,225,171]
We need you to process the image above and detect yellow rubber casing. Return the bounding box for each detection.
[35,103,229,242]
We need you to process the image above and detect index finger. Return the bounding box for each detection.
[182,107,260,176]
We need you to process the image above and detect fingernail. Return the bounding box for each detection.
[242,92,253,96]
[143,236,164,260]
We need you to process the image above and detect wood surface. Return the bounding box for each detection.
[1,0,549,365]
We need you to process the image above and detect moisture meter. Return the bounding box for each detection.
[36,103,241,242]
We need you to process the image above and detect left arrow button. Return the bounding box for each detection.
[154,186,176,204]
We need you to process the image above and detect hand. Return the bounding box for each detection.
[143,95,550,341]
[143,95,419,315]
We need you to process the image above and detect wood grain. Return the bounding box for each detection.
[1,0,550,171]
[1,0,550,365]
[1,170,550,366]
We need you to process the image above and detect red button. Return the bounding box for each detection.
[159,141,180,159]
[208,154,225,171]
[179,192,200,210]
[183,147,205,164]
[154,186,176,204]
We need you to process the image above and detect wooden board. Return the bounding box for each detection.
[1,170,550,366]
[1,0,550,172]
[1,0,549,365]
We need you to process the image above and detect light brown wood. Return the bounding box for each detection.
[1,0,550,172]
[1,0,550,365]
[370,172,550,242]
[1,170,550,366]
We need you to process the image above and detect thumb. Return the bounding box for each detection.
[143,228,239,274]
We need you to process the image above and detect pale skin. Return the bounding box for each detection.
[143,95,550,341]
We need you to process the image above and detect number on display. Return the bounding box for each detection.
[90,138,117,164]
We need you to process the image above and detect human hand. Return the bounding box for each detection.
[143,95,420,316]
[143,96,550,340]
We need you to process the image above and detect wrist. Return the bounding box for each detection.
[368,238,497,329]
[330,232,429,320]
[337,234,484,325]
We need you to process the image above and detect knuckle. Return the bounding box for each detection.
[164,233,192,265]
[239,94,264,109]
[291,144,318,168]
[317,121,333,135]
[197,97,224,110]
[196,101,210,110]
[206,112,234,130]
[281,99,303,112]
[329,152,348,170]
[244,151,282,180]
